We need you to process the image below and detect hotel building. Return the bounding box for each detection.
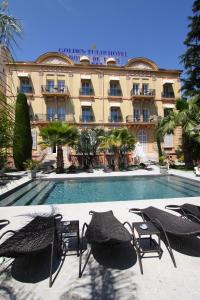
[5,51,182,163]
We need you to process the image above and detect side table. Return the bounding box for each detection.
[132,221,163,274]
[61,220,80,256]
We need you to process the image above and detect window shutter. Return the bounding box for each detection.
[31,129,37,149]
[164,134,173,148]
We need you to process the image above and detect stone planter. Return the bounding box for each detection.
[159,165,168,174]
[28,170,37,179]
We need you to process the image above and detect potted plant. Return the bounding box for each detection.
[159,156,168,174]
[23,159,40,179]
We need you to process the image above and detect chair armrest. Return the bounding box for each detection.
[0,230,15,241]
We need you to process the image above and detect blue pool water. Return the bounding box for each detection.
[0,175,200,206]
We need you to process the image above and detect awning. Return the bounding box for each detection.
[81,101,92,106]
[163,104,175,108]
[110,76,120,81]
[163,79,175,84]
[110,102,121,107]
[81,74,91,80]
[17,72,29,77]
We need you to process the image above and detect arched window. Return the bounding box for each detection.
[137,130,147,152]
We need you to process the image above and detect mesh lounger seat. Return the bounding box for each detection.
[165,203,200,223]
[79,210,132,277]
[0,214,63,287]
[129,206,200,267]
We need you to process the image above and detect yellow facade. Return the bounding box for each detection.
[5,52,182,160]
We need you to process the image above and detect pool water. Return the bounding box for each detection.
[0,175,200,206]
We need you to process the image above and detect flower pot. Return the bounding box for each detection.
[28,170,37,179]
[159,166,168,174]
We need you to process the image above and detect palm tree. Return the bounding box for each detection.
[39,122,78,173]
[0,1,22,49]
[157,96,200,166]
[100,128,136,171]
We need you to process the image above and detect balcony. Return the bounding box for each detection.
[131,89,155,99]
[161,92,175,99]
[31,114,75,123]
[79,87,94,97]
[41,85,69,97]
[108,116,123,123]
[79,115,95,123]
[126,115,157,124]
[108,88,122,98]
[17,86,33,94]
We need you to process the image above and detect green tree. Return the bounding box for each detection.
[40,121,78,173]
[13,93,32,170]
[157,97,200,166]
[100,128,136,171]
[180,0,200,97]
[74,128,104,169]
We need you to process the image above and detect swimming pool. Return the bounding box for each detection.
[0,175,200,206]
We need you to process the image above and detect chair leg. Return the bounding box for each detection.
[79,248,91,278]
[49,232,55,287]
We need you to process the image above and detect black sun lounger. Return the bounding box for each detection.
[165,203,200,223]
[79,210,132,277]
[129,206,200,267]
[0,214,63,287]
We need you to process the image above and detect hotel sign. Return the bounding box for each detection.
[58,47,128,65]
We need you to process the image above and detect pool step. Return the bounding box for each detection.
[0,181,40,206]
[27,182,56,205]
[14,181,53,206]
[167,176,200,194]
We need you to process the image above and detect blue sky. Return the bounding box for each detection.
[8,0,193,70]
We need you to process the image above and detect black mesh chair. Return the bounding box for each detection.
[0,214,63,287]
[129,206,200,268]
[165,203,200,223]
[79,210,132,277]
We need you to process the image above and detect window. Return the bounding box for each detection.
[31,129,37,149]
[110,107,121,122]
[57,80,65,92]
[20,78,32,93]
[164,134,173,148]
[58,107,66,121]
[137,130,147,152]
[47,107,55,121]
[163,84,174,98]
[142,84,149,95]
[143,109,149,122]
[109,81,121,96]
[134,108,140,121]
[81,80,92,95]
[82,106,93,122]
[46,80,54,92]
[132,83,139,95]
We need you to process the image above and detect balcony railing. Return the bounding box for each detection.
[161,92,175,98]
[108,116,123,123]
[17,86,33,93]
[79,115,95,122]
[126,115,157,123]
[79,87,94,96]
[31,114,75,123]
[131,89,155,97]
[41,85,69,94]
[108,88,122,97]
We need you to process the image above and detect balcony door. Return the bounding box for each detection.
[137,130,147,152]
[143,109,149,122]
[82,106,92,122]
[134,108,140,121]
[46,80,54,92]
[110,107,121,122]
